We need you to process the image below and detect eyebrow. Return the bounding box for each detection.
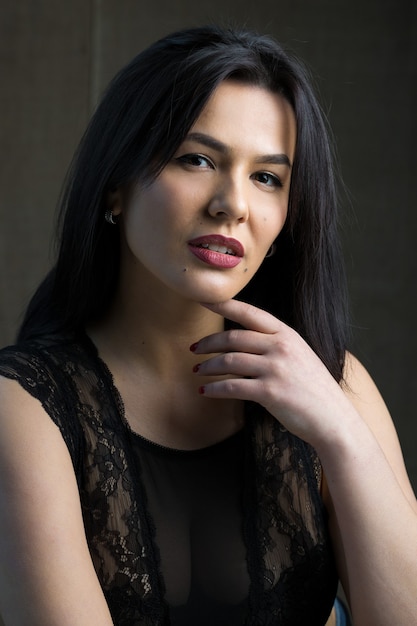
[185,132,292,168]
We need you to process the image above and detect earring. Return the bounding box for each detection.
[265,242,276,258]
[105,209,118,225]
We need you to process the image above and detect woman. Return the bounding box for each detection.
[0,25,415,625]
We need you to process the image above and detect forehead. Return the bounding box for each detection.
[189,80,297,158]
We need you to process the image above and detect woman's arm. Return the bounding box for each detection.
[0,377,114,626]
[193,299,417,626]
[321,353,417,624]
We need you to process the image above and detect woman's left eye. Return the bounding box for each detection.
[176,153,214,168]
[253,172,282,189]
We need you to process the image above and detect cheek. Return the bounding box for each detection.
[124,184,175,236]
[259,204,288,246]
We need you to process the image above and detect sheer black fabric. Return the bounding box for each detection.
[132,429,249,625]
[0,334,338,625]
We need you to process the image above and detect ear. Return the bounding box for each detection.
[106,188,124,217]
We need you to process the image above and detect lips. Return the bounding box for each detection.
[188,234,244,268]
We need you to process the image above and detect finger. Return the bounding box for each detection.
[199,377,267,405]
[200,299,281,334]
[191,328,268,356]
[195,352,264,378]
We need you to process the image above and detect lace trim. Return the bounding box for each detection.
[0,336,338,625]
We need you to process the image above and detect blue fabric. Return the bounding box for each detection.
[334,597,351,626]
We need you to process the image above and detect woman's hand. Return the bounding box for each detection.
[191,299,353,447]
[192,299,417,625]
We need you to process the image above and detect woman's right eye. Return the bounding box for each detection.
[176,153,214,168]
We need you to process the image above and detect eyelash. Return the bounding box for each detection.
[176,153,283,189]
[176,153,214,168]
[252,172,283,189]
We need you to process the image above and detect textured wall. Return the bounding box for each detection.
[0,0,416,489]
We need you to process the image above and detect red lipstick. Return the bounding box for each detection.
[188,235,244,269]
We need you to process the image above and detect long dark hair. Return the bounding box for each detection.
[18,25,349,381]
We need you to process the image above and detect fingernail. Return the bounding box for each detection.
[192,363,200,373]
[190,342,198,352]
[198,385,205,395]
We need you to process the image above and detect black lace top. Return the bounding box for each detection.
[0,333,338,625]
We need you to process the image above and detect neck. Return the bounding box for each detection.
[89,282,224,377]
[86,270,244,450]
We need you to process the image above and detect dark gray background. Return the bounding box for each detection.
[1,1,416,497]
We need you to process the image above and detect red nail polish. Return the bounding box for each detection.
[198,385,205,395]
[192,363,200,373]
[190,342,198,352]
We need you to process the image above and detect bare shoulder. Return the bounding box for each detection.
[342,352,417,508]
[0,376,69,476]
[0,375,86,545]
[0,374,73,489]
[342,352,400,444]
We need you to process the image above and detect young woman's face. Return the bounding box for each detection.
[115,80,297,305]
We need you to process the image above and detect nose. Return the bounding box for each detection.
[207,174,249,223]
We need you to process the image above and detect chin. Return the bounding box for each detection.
[191,287,244,305]
[172,268,254,304]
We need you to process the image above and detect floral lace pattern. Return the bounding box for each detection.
[0,334,337,625]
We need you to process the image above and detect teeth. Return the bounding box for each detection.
[199,243,235,255]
